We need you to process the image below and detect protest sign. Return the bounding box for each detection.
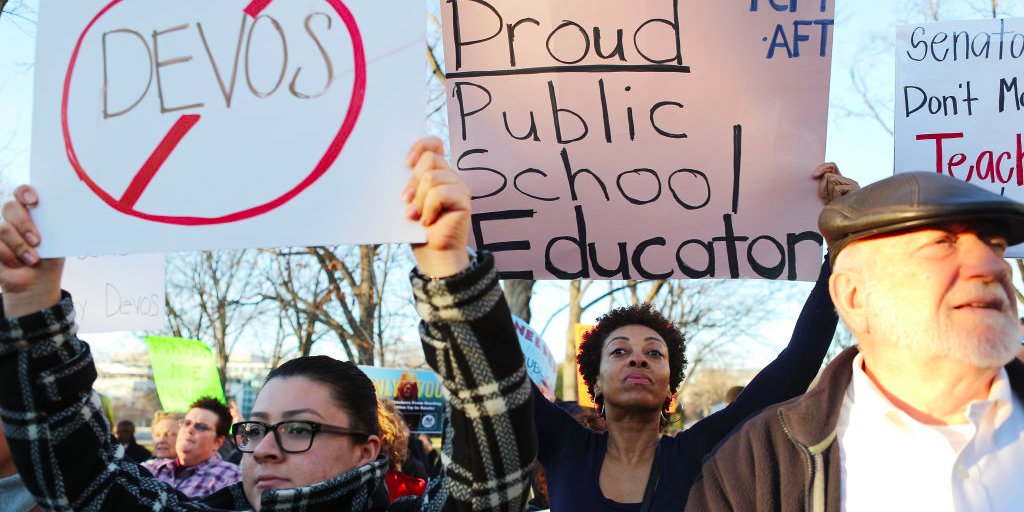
[359,366,445,434]
[511,314,557,395]
[31,0,425,256]
[63,253,165,333]
[442,0,834,281]
[144,336,226,412]
[895,18,1024,257]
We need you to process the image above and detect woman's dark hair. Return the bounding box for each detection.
[265,356,380,437]
[190,396,233,438]
[576,303,687,414]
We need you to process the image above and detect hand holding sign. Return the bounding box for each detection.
[0,186,65,317]
[812,163,859,204]
[405,137,473,279]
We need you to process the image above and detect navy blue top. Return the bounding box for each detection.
[536,260,837,511]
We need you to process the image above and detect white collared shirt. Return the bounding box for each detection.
[836,354,1024,512]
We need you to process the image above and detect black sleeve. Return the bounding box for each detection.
[410,252,537,512]
[0,293,211,511]
[532,381,588,468]
[680,258,837,457]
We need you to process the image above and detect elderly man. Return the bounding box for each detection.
[687,172,1024,512]
[142,397,241,498]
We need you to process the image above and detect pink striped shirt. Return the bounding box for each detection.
[141,453,241,499]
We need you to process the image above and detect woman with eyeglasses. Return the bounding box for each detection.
[0,138,535,511]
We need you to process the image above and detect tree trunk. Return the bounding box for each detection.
[561,280,583,401]
[215,317,229,397]
[503,279,534,322]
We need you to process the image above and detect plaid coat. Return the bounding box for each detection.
[0,252,535,512]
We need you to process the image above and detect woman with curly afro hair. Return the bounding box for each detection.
[533,164,858,511]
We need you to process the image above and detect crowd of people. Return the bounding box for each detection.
[1,137,1023,512]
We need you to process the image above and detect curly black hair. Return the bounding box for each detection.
[576,303,687,414]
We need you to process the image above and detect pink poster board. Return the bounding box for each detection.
[443,0,834,281]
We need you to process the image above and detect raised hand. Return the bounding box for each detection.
[0,185,64,317]
[812,162,859,205]
[403,137,472,278]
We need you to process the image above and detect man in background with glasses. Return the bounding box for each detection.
[142,397,241,498]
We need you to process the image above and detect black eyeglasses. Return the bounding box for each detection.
[230,420,369,454]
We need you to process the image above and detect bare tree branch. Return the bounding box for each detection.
[164,250,265,393]
[503,280,534,321]
[427,44,445,85]
[0,1,37,32]
[847,67,894,137]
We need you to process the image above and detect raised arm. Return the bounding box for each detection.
[681,163,857,455]
[403,138,536,512]
[0,187,209,511]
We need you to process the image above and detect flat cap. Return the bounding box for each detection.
[819,172,1024,264]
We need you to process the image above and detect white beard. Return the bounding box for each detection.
[865,286,1019,369]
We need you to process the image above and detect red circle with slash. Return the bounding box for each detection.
[61,0,367,225]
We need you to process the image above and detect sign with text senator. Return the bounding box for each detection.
[31,0,425,256]
[895,18,1024,258]
[443,0,834,281]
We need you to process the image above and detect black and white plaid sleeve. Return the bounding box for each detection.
[410,252,537,512]
[0,292,221,511]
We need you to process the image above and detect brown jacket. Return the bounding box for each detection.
[686,347,1024,512]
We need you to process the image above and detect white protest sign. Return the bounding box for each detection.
[63,254,165,333]
[31,0,425,256]
[442,0,834,281]
[895,18,1024,257]
[511,314,557,394]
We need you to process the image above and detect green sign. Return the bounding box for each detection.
[144,336,225,412]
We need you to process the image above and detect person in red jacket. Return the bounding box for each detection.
[377,398,426,502]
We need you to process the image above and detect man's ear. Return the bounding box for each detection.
[830,269,868,335]
[214,435,227,450]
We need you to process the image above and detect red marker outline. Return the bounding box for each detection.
[244,0,273,17]
[118,114,201,209]
[62,0,367,225]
